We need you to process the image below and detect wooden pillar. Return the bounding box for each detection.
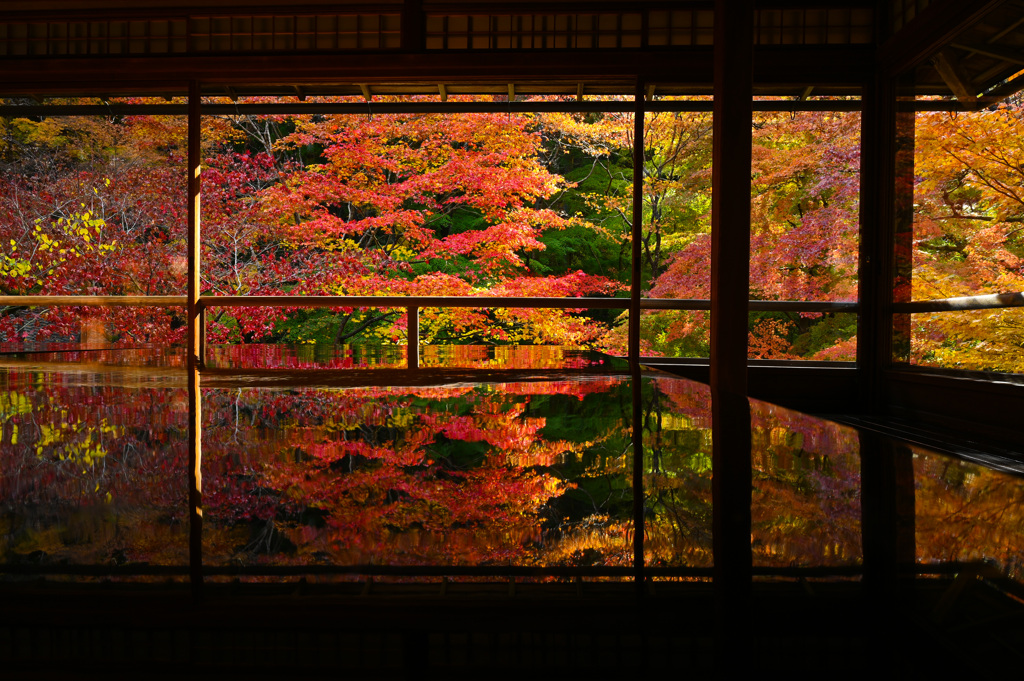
[859,431,917,661]
[187,80,204,599]
[710,0,753,666]
[710,0,752,398]
[630,80,646,592]
[629,79,645,366]
[407,305,419,369]
[892,102,916,365]
[631,363,645,592]
[859,73,897,411]
[401,0,424,51]
[860,431,917,595]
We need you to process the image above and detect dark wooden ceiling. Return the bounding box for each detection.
[0,1,1018,105]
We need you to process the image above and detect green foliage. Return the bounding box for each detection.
[789,313,858,357]
[533,224,624,280]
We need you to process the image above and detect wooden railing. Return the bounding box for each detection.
[0,293,867,369]
[892,291,1024,313]
[6,291,1017,366]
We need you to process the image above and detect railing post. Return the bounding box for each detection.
[407,305,419,369]
[198,303,206,368]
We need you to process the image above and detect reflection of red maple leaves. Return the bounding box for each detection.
[200,384,611,566]
[0,370,189,566]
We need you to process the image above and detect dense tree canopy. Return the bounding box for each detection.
[910,103,1024,371]
[0,95,1021,369]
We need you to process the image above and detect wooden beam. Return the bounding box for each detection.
[0,98,865,119]
[576,82,584,102]
[438,83,447,102]
[359,83,372,101]
[292,85,306,101]
[0,47,875,94]
[931,49,979,108]
[799,85,814,100]
[893,291,1024,313]
[507,83,515,100]
[879,0,1006,75]
[950,41,1024,67]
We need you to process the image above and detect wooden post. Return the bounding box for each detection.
[401,0,424,52]
[629,79,645,367]
[860,71,901,411]
[407,305,419,369]
[860,432,918,595]
[631,80,646,594]
[859,431,917,661]
[187,80,204,599]
[711,0,753,667]
[631,358,645,593]
[892,103,916,365]
[198,305,206,369]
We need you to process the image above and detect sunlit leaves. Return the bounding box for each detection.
[911,104,1024,372]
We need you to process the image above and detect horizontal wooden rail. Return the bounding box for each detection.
[197,295,629,309]
[1,560,992,579]
[640,298,858,312]
[893,291,1024,313]
[0,100,861,118]
[0,294,861,313]
[5,293,1018,315]
[197,295,858,312]
[0,295,186,306]
[0,562,871,578]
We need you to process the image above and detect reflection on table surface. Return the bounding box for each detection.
[0,344,1020,583]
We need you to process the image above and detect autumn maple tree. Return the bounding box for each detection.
[2,93,1024,374]
[200,106,622,347]
[909,102,1024,372]
[539,104,861,359]
[0,108,188,345]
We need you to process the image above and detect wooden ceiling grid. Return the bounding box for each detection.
[0,2,1019,108]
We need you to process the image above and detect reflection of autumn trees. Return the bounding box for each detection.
[0,371,188,567]
[3,366,1023,578]
[641,379,714,567]
[643,380,862,568]
[913,448,1024,580]
[749,401,861,567]
[201,378,632,566]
